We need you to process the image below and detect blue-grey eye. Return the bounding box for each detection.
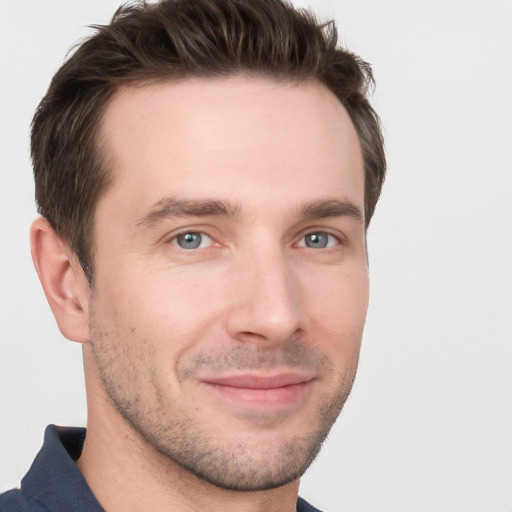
[173,232,212,250]
[299,232,338,249]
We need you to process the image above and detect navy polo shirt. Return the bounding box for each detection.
[0,425,323,512]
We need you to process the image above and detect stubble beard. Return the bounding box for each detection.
[90,311,358,492]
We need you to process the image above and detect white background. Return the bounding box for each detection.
[0,1,511,511]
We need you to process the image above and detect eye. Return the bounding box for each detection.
[297,232,339,249]
[171,232,214,250]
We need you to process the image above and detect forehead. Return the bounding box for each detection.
[97,76,364,218]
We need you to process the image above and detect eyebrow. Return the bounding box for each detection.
[135,196,363,230]
[135,197,241,228]
[298,199,364,223]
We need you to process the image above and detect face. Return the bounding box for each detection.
[87,77,368,491]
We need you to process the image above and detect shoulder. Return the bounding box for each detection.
[297,496,326,512]
[0,425,95,512]
[0,488,45,512]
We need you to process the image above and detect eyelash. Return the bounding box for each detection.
[295,231,341,249]
[168,231,216,250]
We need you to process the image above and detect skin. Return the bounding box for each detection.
[31,76,369,512]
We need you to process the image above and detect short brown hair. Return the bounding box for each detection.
[31,0,385,282]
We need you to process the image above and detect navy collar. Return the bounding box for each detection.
[21,425,103,512]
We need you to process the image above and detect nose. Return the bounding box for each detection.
[224,247,303,346]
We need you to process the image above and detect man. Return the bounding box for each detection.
[0,0,385,510]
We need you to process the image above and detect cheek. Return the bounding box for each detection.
[305,268,369,354]
[97,265,226,352]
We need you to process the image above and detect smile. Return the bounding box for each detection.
[200,372,315,409]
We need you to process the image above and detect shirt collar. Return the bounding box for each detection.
[21,425,104,512]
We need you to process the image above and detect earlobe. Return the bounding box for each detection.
[30,217,91,343]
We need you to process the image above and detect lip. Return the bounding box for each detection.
[204,372,313,388]
[200,372,315,409]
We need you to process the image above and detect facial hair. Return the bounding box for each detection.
[90,307,358,491]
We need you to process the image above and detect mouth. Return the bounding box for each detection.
[200,372,315,409]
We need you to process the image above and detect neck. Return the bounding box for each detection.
[77,360,300,512]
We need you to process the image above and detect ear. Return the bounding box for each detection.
[30,217,91,343]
